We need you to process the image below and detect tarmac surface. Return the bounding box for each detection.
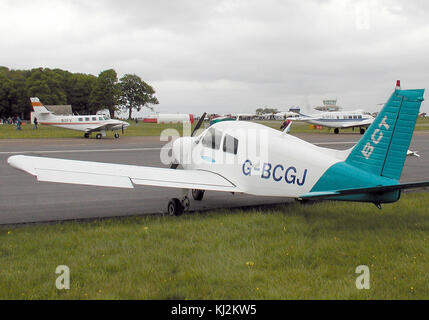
[1,132,428,225]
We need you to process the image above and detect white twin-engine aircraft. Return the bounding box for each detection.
[31,97,130,139]
[8,83,428,215]
[288,109,374,134]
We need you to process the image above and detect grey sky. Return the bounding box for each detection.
[1,0,429,114]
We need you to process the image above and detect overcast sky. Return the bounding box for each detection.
[1,0,428,114]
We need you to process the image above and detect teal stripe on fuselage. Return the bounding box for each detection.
[311,161,398,192]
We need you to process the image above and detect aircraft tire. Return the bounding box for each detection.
[360,128,365,135]
[167,198,184,216]
[192,189,205,201]
[334,128,339,134]
[96,133,102,139]
[114,133,120,139]
[84,133,90,139]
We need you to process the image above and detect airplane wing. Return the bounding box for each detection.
[7,155,240,192]
[338,122,373,128]
[299,181,429,200]
[86,123,123,132]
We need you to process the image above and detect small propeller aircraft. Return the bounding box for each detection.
[287,109,374,134]
[8,82,427,215]
[30,97,130,139]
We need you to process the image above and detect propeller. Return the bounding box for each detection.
[191,112,206,137]
[170,112,206,169]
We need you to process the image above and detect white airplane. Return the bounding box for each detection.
[273,111,299,120]
[8,83,427,215]
[31,97,130,139]
[287,109,374,134]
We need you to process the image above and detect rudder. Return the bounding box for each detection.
[346,83,424,181]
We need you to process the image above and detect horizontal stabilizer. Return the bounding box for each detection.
[300,181,429,200]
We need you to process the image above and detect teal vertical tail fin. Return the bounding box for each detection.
[346,84,425,181]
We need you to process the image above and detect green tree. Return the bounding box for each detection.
[118,74,159,120]
[89,69,119,118]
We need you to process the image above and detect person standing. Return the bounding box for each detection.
[33,117,38,130]
[16,117,22,130]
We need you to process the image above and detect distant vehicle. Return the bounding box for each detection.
[287,109,374,134]
[30,97,129,139]
[9,82,428,215]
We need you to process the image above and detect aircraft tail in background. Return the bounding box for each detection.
[30,97,51,115]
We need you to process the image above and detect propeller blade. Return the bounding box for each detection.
[191,112,206,137]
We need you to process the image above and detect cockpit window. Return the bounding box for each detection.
[201,128,223,150]
[223,134,239,155]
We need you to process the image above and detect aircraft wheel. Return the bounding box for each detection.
[334,128,339,134]
[192,189,205,201]
[167,198,184,216]
[84,133,90,139]
[114,133,120,139]
[96,133,102,139]
[360,128,365,135]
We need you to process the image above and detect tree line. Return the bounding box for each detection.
[0,67,158,119]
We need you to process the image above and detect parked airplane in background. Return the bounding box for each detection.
[273,111,299,120]
[31,97,130,139]
[9,82,426,215]
[287,109,374,134]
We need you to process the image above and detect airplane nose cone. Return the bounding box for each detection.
[172,137,193,166]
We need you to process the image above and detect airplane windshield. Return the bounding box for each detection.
[201,128,223,150]
[103,115,110,120]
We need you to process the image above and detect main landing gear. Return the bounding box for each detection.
[114,133,120,139]
[84,133,90,139]
[167,189,205,216]
[360,128,366,135]
[167,197,190,216]
[334,128,339,134]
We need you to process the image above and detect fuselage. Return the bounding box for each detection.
[289,110,374,128]
[173,121,349,198]
[36,113,129,132]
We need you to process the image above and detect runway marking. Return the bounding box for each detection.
[0,142,356,155]
[0,147,165,155]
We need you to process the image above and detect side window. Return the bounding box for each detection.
[92,117,97,121]
[99,117,104,121]
[78,118,83,122]
[201,128,223,150]
[358,115,362,119]
[85,117,90,121]
[223,134,239,155]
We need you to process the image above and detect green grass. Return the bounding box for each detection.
[1,192,429,299]
[2,117,428,139]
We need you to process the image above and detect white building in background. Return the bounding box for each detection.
[314,99,341,112]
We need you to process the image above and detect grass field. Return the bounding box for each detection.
[1,192,429,299]
[1,117,429,139]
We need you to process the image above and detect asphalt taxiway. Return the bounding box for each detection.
[1,132,428,225]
